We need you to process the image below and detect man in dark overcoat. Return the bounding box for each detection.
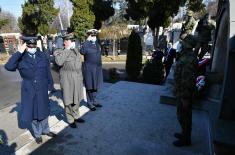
[164,42,176,79]
[80,29,103,111]
[5,37,56,144]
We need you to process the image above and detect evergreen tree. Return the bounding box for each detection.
[92,0,114,29]
[70,0,95,39]
[187,0,205,12]
[126,0,181,48]
[0,19,8,30]
[18,0,59,35]
[126,30,142,80]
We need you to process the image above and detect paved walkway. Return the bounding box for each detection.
[0,83,111,155]
[25,81,211,155]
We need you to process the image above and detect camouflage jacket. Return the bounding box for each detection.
[174,49,198,98]
[196,20,215,43]
[180,17,196,39]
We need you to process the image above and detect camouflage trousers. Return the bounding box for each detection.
[176,97,192,138]
[194,42,210,59]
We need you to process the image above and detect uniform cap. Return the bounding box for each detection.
[21,36,38,45]
[62,33,75,40]
[86,29,98,36]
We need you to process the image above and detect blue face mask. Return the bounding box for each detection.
[28,48,37,54]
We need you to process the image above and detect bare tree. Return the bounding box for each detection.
[99,24,130,59]
[51,0,73,32]
[0,10,19,33]
[207,0,219,18]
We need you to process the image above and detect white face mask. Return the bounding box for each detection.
[176,42,183,53]
[167,44,172,49]
[27,48,37,54]
[87,36,97,43]
[70,42,76,49]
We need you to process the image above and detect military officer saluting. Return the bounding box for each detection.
[80,29,103,111]
[54,33,85,128]
[5,36,56,144]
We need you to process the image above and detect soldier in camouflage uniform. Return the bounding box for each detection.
[179,11,196,40]
[195,13,215,59]
[173,34,198,147]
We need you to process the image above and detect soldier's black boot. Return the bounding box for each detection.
[88,104,96,111]
[174,132,184,139]
[69,122,77,128]
[173,133,191,147]
[173,138,191,147]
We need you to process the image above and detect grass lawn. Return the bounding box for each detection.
[0,53,9,65]
[102,55,149,63]
[0,53,149,64]
[102,55,127,62]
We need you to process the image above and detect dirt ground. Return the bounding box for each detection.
[0,53,9,65]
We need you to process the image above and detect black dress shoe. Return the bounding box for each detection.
[43,132,57,137]
[174,132,183,139]
[173,139,191,147]
[93,103,102,108]
[69,122,77,128]
[35,137,42,144]
[88,105,96,111]
[75,118,85,123]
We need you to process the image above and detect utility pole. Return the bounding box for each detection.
[58,9,64,30]
[66,0,70,28]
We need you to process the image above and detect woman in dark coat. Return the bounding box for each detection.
[5,38,56,144]
[80,29,103,111]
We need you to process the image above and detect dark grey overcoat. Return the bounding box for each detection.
[54,48,84,106]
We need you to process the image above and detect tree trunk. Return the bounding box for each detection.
[152,27,160,50]
[113,39,116,60]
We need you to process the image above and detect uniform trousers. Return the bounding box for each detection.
[176,97,192,138]
[32,117,50,138]
[86,89,97,106]
[65,103,80,124]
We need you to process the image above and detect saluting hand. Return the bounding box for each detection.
[18,43,27,53]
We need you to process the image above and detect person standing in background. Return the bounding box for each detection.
[164,42,176,79]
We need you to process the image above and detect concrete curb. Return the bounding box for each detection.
[14,105,90,155]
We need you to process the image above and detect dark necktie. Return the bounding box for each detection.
[28,53,36,59]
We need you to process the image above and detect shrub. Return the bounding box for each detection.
[108,68,120,83]
[125,30,142,81]
[142,58,165,85]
